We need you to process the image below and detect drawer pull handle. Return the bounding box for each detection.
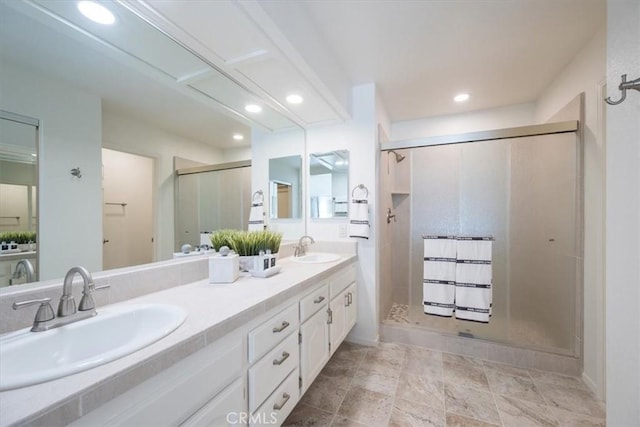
[313,296,325,304]
[272,321,290,333]
[273,392,291,411]
[345,293,349,307]
[273,351,290,365]
[348,292,353,305]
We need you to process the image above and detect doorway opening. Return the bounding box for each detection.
[102,148,154,270]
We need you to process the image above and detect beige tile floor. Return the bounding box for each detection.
[283,342,606,427]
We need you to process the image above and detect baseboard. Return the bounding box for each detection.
[582,372,604,400]
[345,332,379,347]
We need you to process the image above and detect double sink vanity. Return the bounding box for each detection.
[0,244,358,426]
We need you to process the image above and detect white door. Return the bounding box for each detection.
[102,149,154,270]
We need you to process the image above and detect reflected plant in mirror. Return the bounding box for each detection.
[309,150,349,219]
[269,156,302,220]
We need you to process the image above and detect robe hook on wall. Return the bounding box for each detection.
[605,74,640,105]
[70,167,82,178]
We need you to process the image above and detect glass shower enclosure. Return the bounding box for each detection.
[175,161,252,251]
[382,125,581,356]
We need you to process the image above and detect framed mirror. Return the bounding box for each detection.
[269,156,302,219]
[309,150,349,219]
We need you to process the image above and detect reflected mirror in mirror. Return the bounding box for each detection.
[0,113,38,286]
[309,150,349,219]
[269,156,302,219]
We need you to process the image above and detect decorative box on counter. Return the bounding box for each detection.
[209,252,240,283]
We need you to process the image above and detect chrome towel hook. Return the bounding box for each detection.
[605,74,640,105]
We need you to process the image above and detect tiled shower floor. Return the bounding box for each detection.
[385,303,561,350]
[283,341,605,427]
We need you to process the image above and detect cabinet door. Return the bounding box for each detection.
[299,305,330,394]
[345,283,357,332]
[329,288,349,356]
[181,379,246,427]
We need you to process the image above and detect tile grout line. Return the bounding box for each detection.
[481,361,505,427]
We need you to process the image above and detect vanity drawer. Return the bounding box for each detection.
[329,264,356,297]
[248,331,299,413]
[300,283,329,322]
[250,368,299,427]
[248,303,299,363]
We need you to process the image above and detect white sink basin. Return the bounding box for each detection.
[291,253,342,264]
[0,303,186,391]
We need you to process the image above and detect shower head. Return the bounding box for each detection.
[389,150,406,163]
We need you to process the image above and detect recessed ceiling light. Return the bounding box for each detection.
[245,104,262,113]
[232,133,244,141]
[286,94,304,105]
[78,1,116,25]
[454,93,470,102]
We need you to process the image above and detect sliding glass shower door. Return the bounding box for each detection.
[407,132,580,355]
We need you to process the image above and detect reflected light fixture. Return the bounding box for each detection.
[245,104,262,113]
[232,133,244,141]
[454,93,470,102]
[286,94,304,105]
[77,1,116,25]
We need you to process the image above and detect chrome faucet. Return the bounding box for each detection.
[59,266,93,316]
[9,259,35,285]
[13,266,109,332]
[294,235,315,257]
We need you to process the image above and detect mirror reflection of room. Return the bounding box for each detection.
[268,156,302,219]
[309,150,349,219]
[0,114,38,286]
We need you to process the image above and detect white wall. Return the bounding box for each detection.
[535,28,606,398]
[102,110,224,261]
[0,62,103,279]
[606,1,640,424]
[304,83,381,345]
[251,127,306,240]
[391,102,535,141]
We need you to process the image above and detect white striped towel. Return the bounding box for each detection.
[423,236,457,317]
[248,203,265,231]
[455,237,492,323]
[349,199,369,239]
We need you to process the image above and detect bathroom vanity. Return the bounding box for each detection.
[0,251,358,426]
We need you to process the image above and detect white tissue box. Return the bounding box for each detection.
[209,254,240,283]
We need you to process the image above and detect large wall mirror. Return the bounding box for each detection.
[0,0,302,286]
[309,150,349,219]
[269,156,302,220]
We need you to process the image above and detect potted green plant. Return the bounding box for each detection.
[209,229,282,271]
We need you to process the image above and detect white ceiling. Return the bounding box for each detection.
[1,0,607,151]
[259,0,606,122]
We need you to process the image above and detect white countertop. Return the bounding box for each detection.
[0,253,356,426]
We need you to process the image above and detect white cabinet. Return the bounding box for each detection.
[181,378,246,427]
[299,304,330,393]
[251,368,299,427]
[328,270,357,357]
[70,335,245,427]
[248,331,299,413]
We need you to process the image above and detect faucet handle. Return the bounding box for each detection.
[79,284,110,312]
[13,298,55,331]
